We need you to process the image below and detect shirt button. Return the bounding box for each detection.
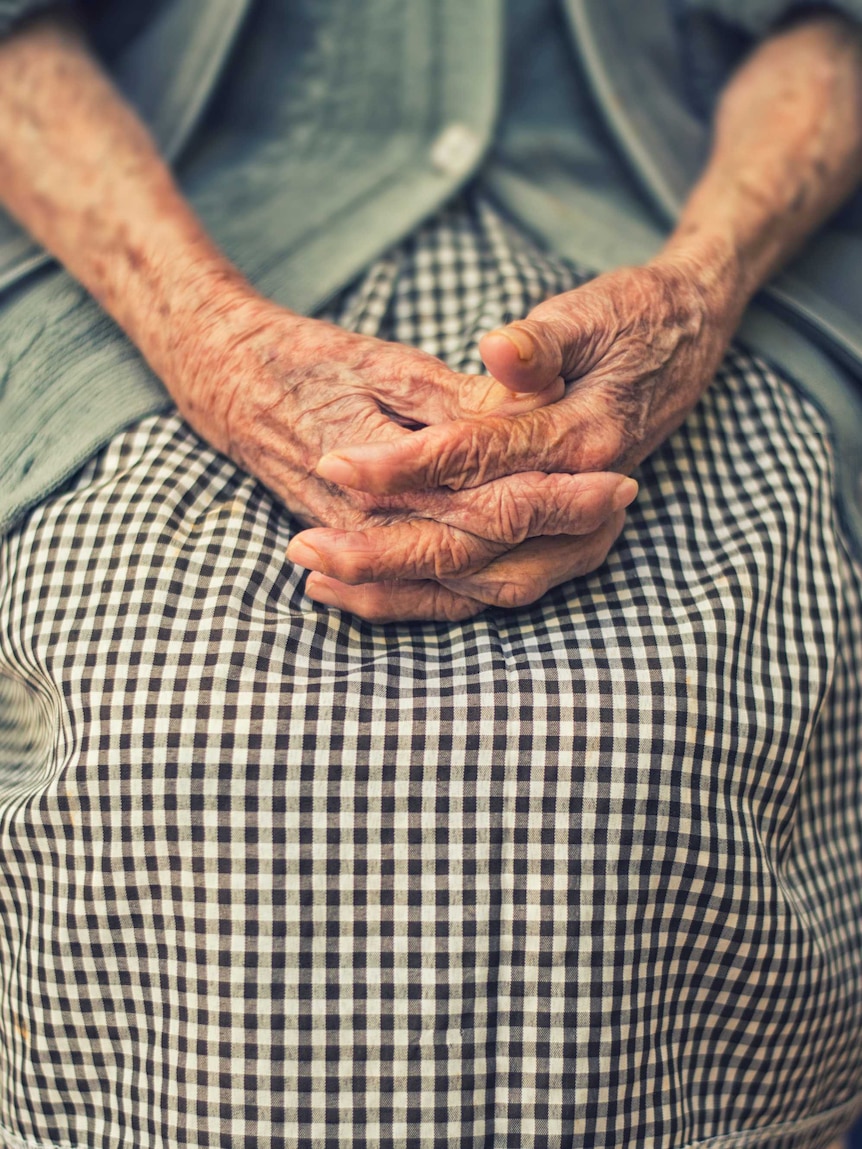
[430,123,482,177]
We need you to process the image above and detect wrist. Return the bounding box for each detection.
[155,280,308,450]
[122,252,299,405]
[109,242,252,366]
[649,231,749,338]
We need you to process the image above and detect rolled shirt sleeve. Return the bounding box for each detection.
[0,0,71,38]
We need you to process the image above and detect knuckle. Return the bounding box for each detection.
[574,516,625,577]
[528,289,614,371]
[490,485,530,545]
[573,549,605,578]
[386,524,476,580]
[353,586,401,624]
[559,474,614,533]
[522,474,582,536]
[454,424,519,489]
[503,474,594,539]
[573,422,627,472]
[525,408,572,470]
[433,531,479,578]
[431,586,485,622]
[482,573,544,611]
[420,431,483,492]
[334,552,374,585]
[391,528,437,579]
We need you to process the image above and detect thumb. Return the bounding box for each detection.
[479,296,603,393]
[479,318,565,394]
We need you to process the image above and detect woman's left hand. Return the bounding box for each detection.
[313,254,740,498]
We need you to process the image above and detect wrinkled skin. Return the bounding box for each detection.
[3,12,859,625]
[172,294,637,622]
[318,258,738,494]
[307,257,741,617]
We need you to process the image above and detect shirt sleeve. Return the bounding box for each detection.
[678,0,862,36]
[0,0,72,38]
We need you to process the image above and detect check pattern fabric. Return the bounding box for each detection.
[1,193,861,1149]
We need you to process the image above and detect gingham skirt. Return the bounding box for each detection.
[1,193,861,1149]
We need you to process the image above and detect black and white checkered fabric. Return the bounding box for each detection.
[1,194,861,1149]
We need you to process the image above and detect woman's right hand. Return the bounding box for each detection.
[0,17,635,623]
[165,292,637,622]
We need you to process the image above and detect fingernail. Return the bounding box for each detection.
[612,477,639,511]
[286,537,326,569]
[305,576,344,609]
[316,454,360,487]
[488,326,534,362]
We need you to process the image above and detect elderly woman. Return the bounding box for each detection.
[0,0,861,1145]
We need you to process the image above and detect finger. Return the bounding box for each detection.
[401,358,565,425]
[479,323,564,394]
[305,512,628,620]
[438,511,627,609]
[291,520,508,584]
[453,368,566,416]
[478,291,608,394]
[316,404,597,495]
[287,472,637,584]
[305,572,486,624]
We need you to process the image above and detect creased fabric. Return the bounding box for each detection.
[1,193,861,1148]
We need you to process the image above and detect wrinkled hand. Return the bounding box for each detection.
[171,294,637,621]
[315,256,738,497]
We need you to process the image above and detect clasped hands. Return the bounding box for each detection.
[178,256,736,622]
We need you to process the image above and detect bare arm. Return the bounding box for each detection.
[664,11,862,307]
[0,11,246,383]
[475,9,862,395]
[8,10,858,355]
[0,9,635,623]
[315,11,862,528]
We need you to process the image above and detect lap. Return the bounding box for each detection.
[0,195,860,1148]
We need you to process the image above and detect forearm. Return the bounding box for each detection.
[657,11,862,323]
[0,10,257,384]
